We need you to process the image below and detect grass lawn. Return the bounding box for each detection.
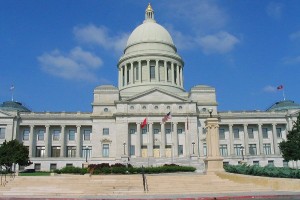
[18,172,51,176]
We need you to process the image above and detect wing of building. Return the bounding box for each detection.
[1,4,300,171]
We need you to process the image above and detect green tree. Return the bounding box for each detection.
[279,113,300,163]
[0,139,31,171]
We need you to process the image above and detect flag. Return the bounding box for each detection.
[141,118,147,128]
[162,112,171,122]
[277,85,283,90]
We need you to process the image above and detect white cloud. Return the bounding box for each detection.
[266,2,283,20]
[283,56,300,65]
[289,31,300,41]
[73,24,129,54]
[38,47,102,82]
[196,31,240,54]
[263,85,277,93]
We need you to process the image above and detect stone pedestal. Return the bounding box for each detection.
[82,162,89,168]
[204,157,224,173]
[190,154,198,161]
[121,155,130,166]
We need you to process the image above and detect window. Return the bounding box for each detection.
[179,106,182,110]
[0,128,6,139]
[135,66,139,80]
[263,143,272,155]
[283,160,289,168]
[36,146,45,157]
[253,161,259,166]
[102,144,109,157]
[37,130,45,141]
[23,129,30,141]
[66,163,73,167]
[178,145,183,155]
[130,129,136,134]
[219,129,225,140]
[53,130,60,141]
[154,129,159,134]
[150,65,155,79]
[234,144,242,155]
[268,160,274,166]
[154,106,158,109]
[83,130,91,141]
[104,108,108,112]
[142,128,147,134]
[82,146,92,159]
[219,144,228,156]
[103,128,109,135]
[50,163,57,171]
[34,163,41,171]
[166,129,171,134]
[248,128,254,139]
[223,162,229,167]
[167,106,170,110]
[177,129,183,134]
[262,128,268,139]
[51,146,60,157]
[67,146,76,157]
[249,144,257,155]
[130,106,134,110]
[130,145,135,156]
[233,128,240,139]
[276,128,282,138]
[203,143,207,156]
[142,106,146,110]
[68,130,75,141]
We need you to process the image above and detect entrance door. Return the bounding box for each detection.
[141,146,148,158]
[153,148,160,158]
[165,145,172,158]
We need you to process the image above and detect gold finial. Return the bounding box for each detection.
[146,3,153,12]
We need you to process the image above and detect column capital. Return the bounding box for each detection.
[258,123,263,127]
[228,124,233,127]
[272,123,277,126]
[61,125,66,128]
[76,125,81,128]
[243,124,248,127]
[30,125,35,128]
[45,125,50,128]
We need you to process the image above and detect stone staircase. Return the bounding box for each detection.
[0,173,273,198]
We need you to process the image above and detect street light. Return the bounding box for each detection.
[208,108,213,118]
[240,145,244,161]
[192,141,195,154]
[123,141,126,155]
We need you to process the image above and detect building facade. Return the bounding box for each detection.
[1,4,300,171]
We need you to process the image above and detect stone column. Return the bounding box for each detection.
[118,67,121,88]
[121,66,124,87]
[136,123,141,157]
[76,125,81,157]
[130,62,134,84]
[258,124,264,155]
[185,120,190,156]
[172,122,178,157]
[176,64,179,85]
[243,124,249,155]
[124,64,128,86]
[160,122,166,157]
[148,123,153,157]
[29,125,35,158]
[155,60,159,82]
[204,118,223,173]
[272,123,279,154]
[60,125,66,157]
[180,66,183,87]
[164,61,168,82]
[229,124,234,155]
[171,62,175,84]
[44,125,50,157]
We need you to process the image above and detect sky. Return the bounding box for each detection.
[0,0,300,112]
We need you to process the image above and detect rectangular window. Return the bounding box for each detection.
[66,163,73,167]
[50,163,57,171]
[262,128,268,139]
[36,146,45,157]
[203,143,207,156]
[268,160,274,166]
[37,130,45,141]
[248,128,254,139]
[283,160,289,167]
[177,129,183,134]
[52,130,60,141]
[51,146,60,157]
[249,144,257,155]
[219,129,225,140]
[263,143,272,155]
[103,128,109,135]
[102,144,109,157]
[178,145,183,155]
[34,163,41,171]
[233,128,240,139]
[0,128,6,139]
[142,129,147,134]
[165,129,171,134]
[276,128,282,138]
[234,144,242,155]
[23,129,30,141]
[219,144,228,156]
[82,146,92,159]
[130,129,136,134]
[68,130,75,141]
[150,65,155,79]
[154,129,159,134]
[83,130,91,141]
[130,145,135,156]
[67,146,76,157]
[253,161,259,166]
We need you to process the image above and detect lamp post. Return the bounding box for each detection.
[192,141,195,154]
[240,145,244,161]
[84,146,89,163]
[123,141,126,155]
[208,108,213,118]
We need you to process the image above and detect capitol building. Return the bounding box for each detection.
[1,4,300,172]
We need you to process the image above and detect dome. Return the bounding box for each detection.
[266,100,300,111]
[0,101,31,112]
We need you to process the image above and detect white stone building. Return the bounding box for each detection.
[0,4,300,171]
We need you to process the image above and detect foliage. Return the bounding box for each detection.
[0,139,31,170]
[55,166,87,175]
[224,164,300,179]
[279,113,300,162]
[19,171,51,176]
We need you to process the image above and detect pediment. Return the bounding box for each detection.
[0,110,14,118]
[125,88,188,103]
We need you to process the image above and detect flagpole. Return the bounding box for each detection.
[283,89,286,101]
[10,85,15,102]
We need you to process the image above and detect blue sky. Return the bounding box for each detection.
[1,0,300,112]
